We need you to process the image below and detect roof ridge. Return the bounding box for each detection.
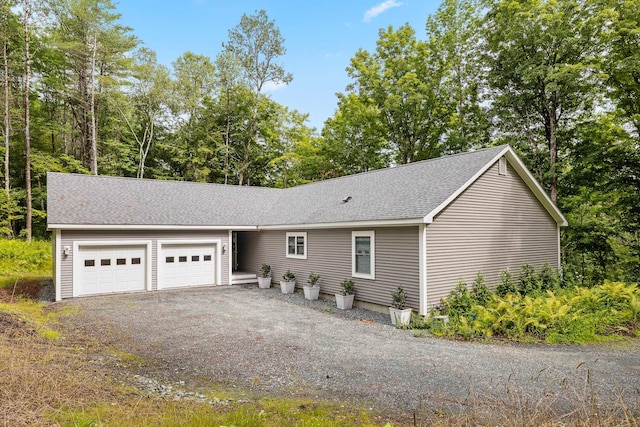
[282,144,509,191]
[47,172,282,192]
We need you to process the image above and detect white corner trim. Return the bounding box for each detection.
[557,225,562,273]
[157,239,223,290]
[54,229,62,302]
[419,224,427,315]
[351,230,375,280]
[228,230,233,286]
[72,240,153,297]
[285,232,308,260]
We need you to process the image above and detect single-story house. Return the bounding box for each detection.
[47,145,567,314]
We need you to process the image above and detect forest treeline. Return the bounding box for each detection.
[1,0,638,285]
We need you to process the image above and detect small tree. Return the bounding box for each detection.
[496,269,517,297]
[471,272,492,305]
[340,279,355,296]
[391,286,407,309]
[538,264,560,292]
[260,263,271,278]
[518,264,540,296]
[307,272,320,287]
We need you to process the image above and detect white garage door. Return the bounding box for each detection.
[77,245,146,296]
[160,243,217,289]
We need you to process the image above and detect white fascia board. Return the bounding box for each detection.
[48,224,258,231]
[258,218,423,230]
[423,146,568,227]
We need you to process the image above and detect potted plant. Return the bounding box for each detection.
[257,263,272,289]
[280,269,296,294]
[389,286,412,326]
[335,279,356,309]
[303,273,321,300]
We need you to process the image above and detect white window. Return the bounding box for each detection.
[286,232,307,259]
[352,231,375,279]
[498,157,508,176]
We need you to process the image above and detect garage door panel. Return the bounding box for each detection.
[78,245,146,296]
[160,243,216,289]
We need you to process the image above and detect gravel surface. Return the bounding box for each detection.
[63,285,640,418]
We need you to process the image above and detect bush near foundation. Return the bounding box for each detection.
[431,265,640,344]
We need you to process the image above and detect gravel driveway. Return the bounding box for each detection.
[66,286,640,418]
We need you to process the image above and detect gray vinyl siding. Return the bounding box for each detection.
[425,159,559,309]
[239,227,420,310]
[59,230,230,299]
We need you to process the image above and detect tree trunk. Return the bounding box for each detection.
[548,103,558,205]
[2,38,11,238]
[89,32,98,175]
[224,88,231,185]
[3,38,9,194]
[23,0,32,242]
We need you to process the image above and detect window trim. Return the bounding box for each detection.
[352,230,375,280]
[285,232,307,260]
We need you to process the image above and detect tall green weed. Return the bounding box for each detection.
[0,239,51,277]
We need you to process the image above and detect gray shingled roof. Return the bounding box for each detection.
[47,145,508,227]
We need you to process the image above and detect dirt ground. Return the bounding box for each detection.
[0,279,49,302]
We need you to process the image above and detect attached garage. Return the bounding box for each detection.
[72,241,152,297]
[157,241,221,290]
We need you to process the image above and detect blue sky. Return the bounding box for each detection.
[115,1,441,131]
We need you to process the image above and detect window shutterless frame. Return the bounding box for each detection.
[352,230,375,279]
[285,232,307,259]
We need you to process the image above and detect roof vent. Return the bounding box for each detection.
[342,196,352,203]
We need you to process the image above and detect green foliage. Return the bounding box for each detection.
[0,239,51,277]
[496,269,517,297]
[440,280,640,344]
[307,272,320,287]
[442,281,474,317]
[539,264,561,292]
[282,269,295,281]
[260,263,270,278]
[471,272,492,305]
[391,286,407,309]
[340,279,355,296]
[518,264,540,295]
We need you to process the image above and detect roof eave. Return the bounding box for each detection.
[47,224,259,231]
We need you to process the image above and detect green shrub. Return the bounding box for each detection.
[444,281,640,344]
[471,272,492,305]
[518,264,540,295]
[539,263,560,292]
[0,239,51,277]
[442,281,474,316]
[496,269,517,296]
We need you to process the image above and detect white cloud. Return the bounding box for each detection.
[363,0,404,22]
[261,81,287,93]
